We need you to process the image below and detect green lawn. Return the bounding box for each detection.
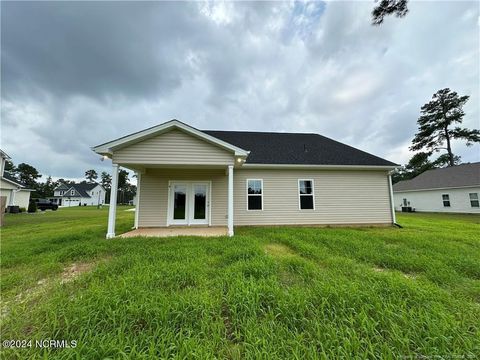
[1,208,479,359]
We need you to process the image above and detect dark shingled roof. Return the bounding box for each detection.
[61,183,100,198]
[393,162,480,192]
[2,172,26,187]
[54,183,70,191]
[203,130,397,166]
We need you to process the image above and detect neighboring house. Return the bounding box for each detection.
[92,120,398,238]
[393,162,480,214]
[0,149,33,210]
[49,182,106,206]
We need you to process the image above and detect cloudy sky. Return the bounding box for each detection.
[1,1,479,180]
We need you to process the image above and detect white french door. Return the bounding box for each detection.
[168,181,210,226]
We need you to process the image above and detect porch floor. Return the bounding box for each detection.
[119,226,228,238]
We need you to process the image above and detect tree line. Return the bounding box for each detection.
[4,162,136,203]
[83,169,136,204]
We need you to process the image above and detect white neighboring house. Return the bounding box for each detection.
[0,149,34,210]
[393,162,480,214]
[49,182,106,206]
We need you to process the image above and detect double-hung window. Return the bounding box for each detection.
[442,194,450,207]
[70,190,75,196]
[247,179,263,210]
[298,179,314,210]
[469,193,479,208]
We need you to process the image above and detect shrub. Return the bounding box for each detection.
[19,207,26,213]
[28,200,37,213]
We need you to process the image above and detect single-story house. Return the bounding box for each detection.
[393,162,480,213]
[49,182,106,206]
[0,149,33,210]
[92,120,398,238]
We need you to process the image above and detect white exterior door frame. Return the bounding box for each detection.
[167,180,212,226]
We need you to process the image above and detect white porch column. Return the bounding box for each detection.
[227,165,234,237]
[134,171,141,229]
[388,173,396,224]
[106,163,119,239]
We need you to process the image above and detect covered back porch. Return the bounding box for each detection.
[92,120,250,239]
[107,164,235,238]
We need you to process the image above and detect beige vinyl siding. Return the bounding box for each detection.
[138,168,228,227]
[233,169,392,225]
[137,167,393,228]
[112,129,234,165]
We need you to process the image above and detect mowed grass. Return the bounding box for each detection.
[1,208,479,359]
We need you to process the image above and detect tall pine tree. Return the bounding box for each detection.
[410,88,479,167]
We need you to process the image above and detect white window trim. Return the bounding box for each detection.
[70,190,75,196]
[442,193,450,207]
[298,179,315,210]
[246,179,263,211]
[469,192,479,208]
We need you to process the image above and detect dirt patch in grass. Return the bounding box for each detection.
[61,262,96,284]
[373,266,417,280]
[278,269,303,287]
[2,260,101,320]
[264,243,297,258]
[402,272,417,280]
[221,302,237,344]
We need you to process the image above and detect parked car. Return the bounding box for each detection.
[34,199,59,211]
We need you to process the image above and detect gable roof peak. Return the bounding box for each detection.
[92,119,250,157]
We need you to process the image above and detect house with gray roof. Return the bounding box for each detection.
[50,182,106,207]
[393,162,480,214]
[92,119,399,238]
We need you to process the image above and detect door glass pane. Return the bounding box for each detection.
[173,185,187,220]
[194,185,207,220]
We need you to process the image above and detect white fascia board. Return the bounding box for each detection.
[91,120,250,157]
[241,163,398,171]
[0,150,11,160]
[1,176,25,188]
[393,185,480,193]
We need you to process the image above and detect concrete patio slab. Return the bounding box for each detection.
[119,226,228,238]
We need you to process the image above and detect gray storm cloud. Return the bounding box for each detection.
[1,1,478,179]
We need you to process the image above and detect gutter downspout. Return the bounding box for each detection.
[388,172,401,228]
[9,188,21,206]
